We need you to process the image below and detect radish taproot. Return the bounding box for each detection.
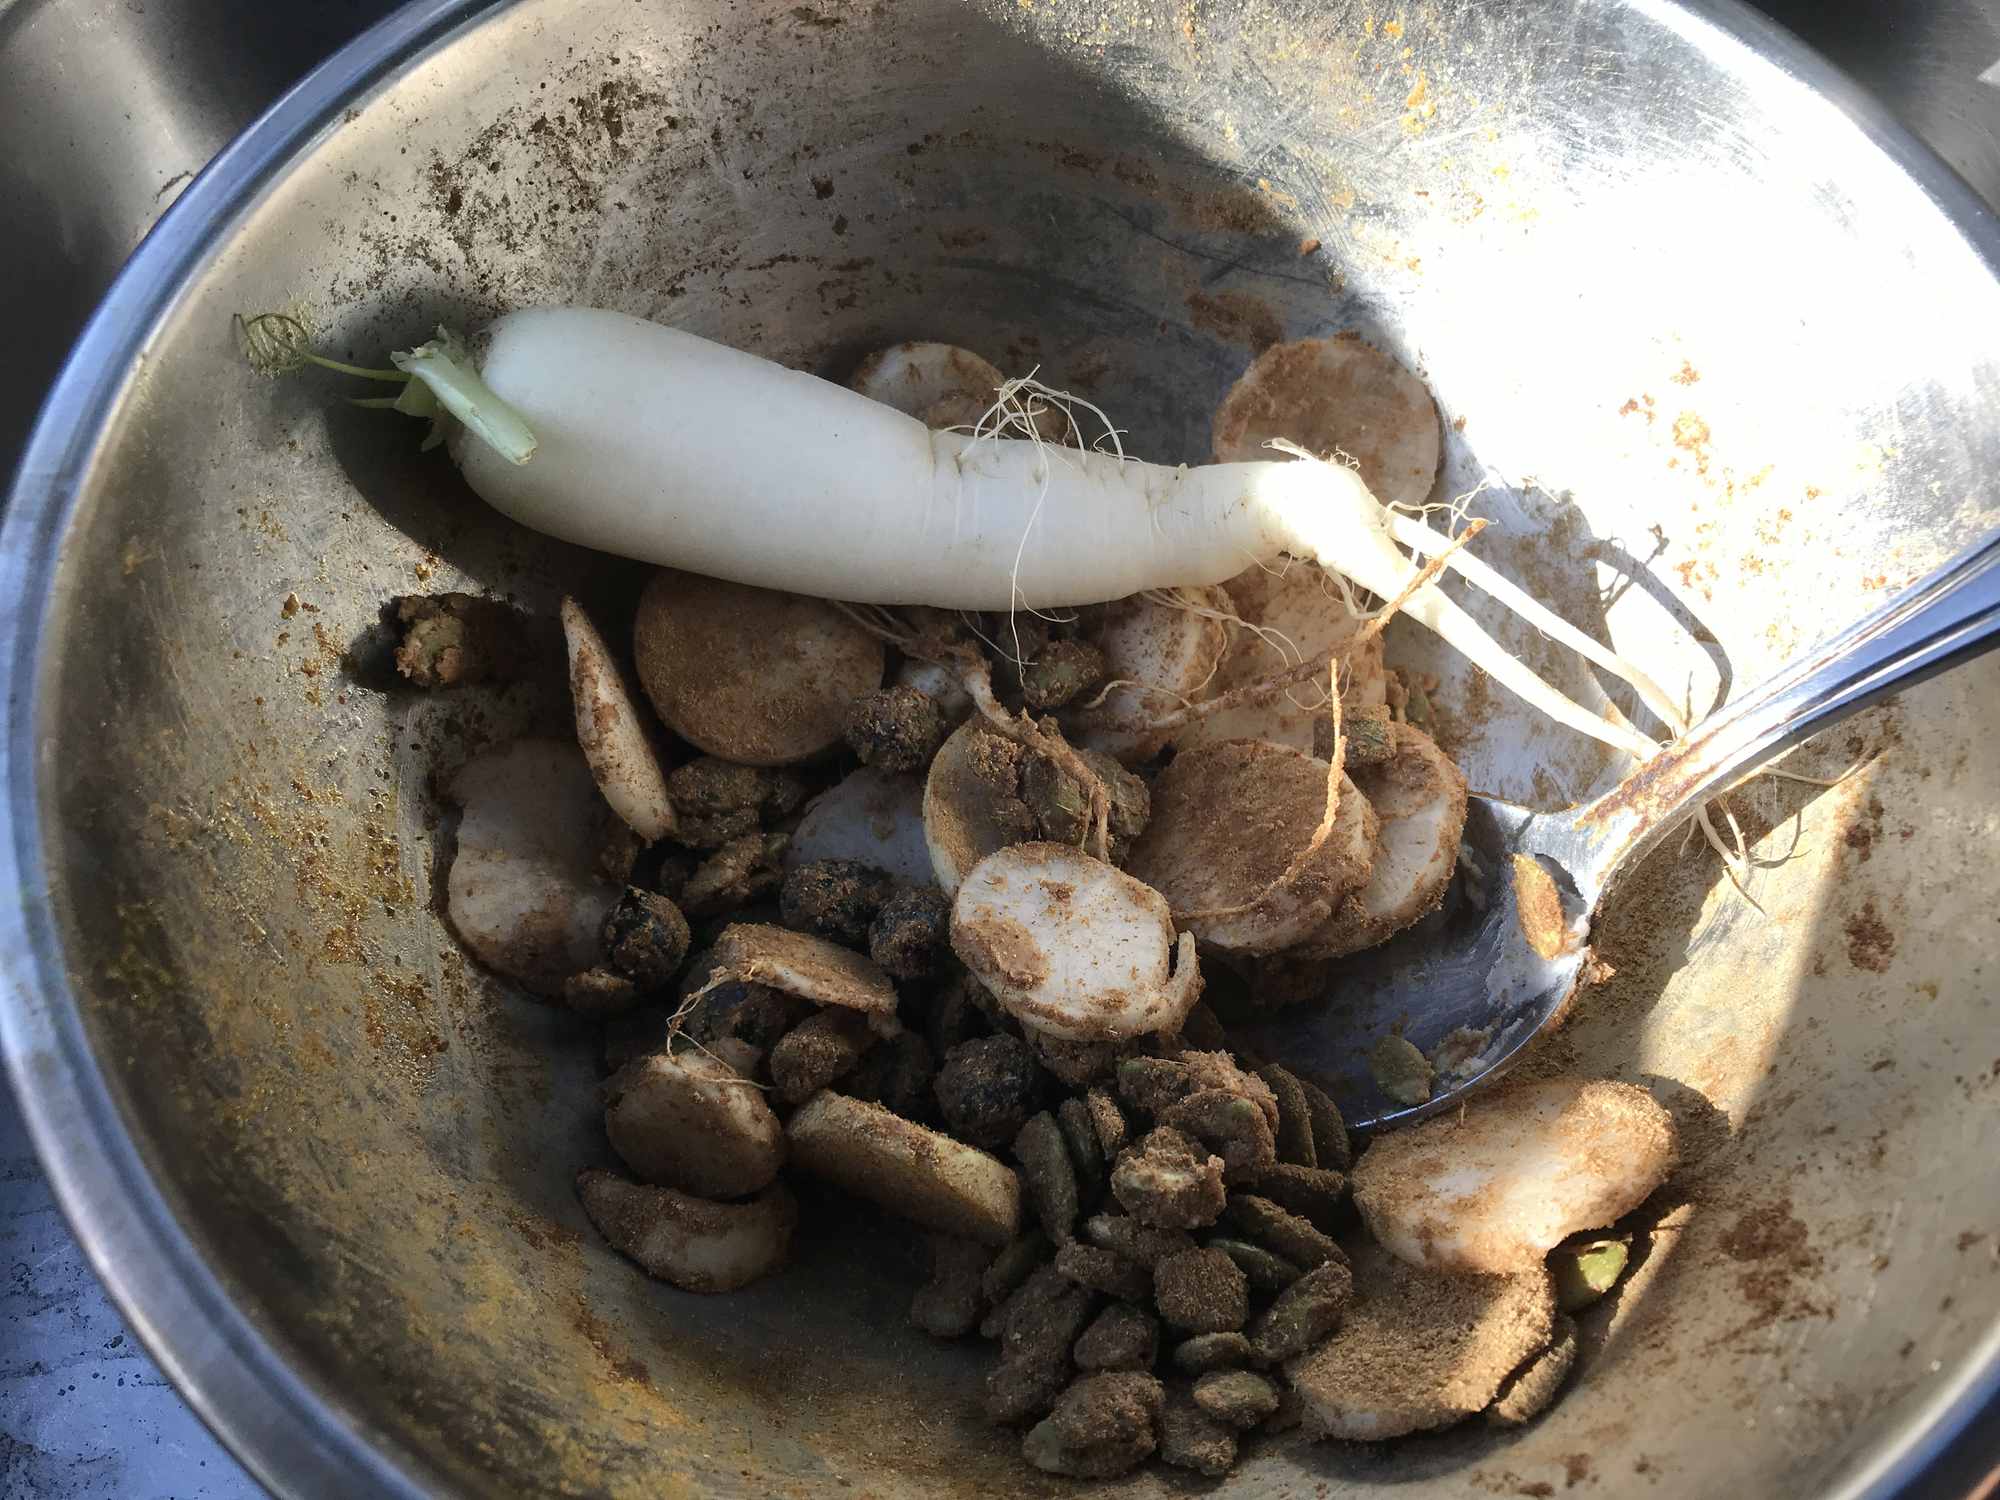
[346,308,1659,757]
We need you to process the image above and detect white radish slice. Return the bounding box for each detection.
[442,738,622,996]
[949,842,1202,1042]
[1296,723,1468,959]
[633,568,884,767]
[1212,337,1441,512]
[1177,563,1385,753]
[786,1091,1023,1245]
[1124,742,1377,956]
[1064,589,1232,762]
[604,1048,784,1198]
[577,1169,795,1293]
[1286,1239,1553,1440]
[707,922,900,1035]
[924,720,1032,895]
[1351,1078,1677,1275]
[849,341,1005,431]
[560,597,676,841]
[785,765,933,885]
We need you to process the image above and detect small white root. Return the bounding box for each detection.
[577,1168,796,1293]
[1064,589,1233,761]
[561,597,676,841]
[951,842,1202,1042]
[1213,337,1442,511]
[707,922,901,1036]
[1286,1239,1554,1440]
[849,340,1006,431]
[634,568,885,767]
[1294,723,1468,958]
[1124,742,1377,956]
[786,1091,1024,1245]
[442,738,624,995]
[785,765,933,886]
[604,1048,785,1198]
[1351,1078,1677,1274]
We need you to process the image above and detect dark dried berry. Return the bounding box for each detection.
[780,858,895,946]
[868,884,951,979]
[601,887,692,989]
[935,1036,1047,1151]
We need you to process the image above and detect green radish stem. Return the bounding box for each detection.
[391,329,537,466]
[238,312,535,464]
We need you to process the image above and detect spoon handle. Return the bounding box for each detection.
[1576,530,2000,868]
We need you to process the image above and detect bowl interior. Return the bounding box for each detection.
[19,0,2000,1495]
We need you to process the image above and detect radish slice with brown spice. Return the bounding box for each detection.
[785,765,933,886]
[1212,337,1442,512]
[604,1048,785,1198]
[786,1091,1023,1245]
[1124,741,1378,956]
[561,597,675,841]
[950,841,1202,1042]
[1286,1239,1554,1440]
[633,568,884,767]
[707,922,901,1035]
[1351,1078,1677,1275]
[577,1169,796,1293]
[1064,588,1233,762]
[849,340,1005,431]
[923,720,1033,894]
[1295,722,1468,958]
[442,738,624,995]
[1176,563,1386,753]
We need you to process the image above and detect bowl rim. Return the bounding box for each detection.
[3,0,1997,1496]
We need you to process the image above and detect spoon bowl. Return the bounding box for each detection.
[1243,533,2000,1128]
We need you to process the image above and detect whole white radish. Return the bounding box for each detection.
[369,308,1658,756]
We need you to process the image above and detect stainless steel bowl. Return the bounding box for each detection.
[4,1,1998,1495]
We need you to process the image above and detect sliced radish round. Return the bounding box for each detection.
[949,842,1201,1042]
[785,765,933,886]
[633,568,884,767]
[1351,1078,1677,1275]
[1211,336,1442,511]
[1064,589,1232,762]
[561,597,675,841]
[604,1047,785,1199]
[786,1091,1023,1245]
[577,1169,795,1293]
[707,922,901,1035]
[924,720,1033,894]
[1286,1239,1553,1440]
[1176,563,1386,753]
[442,738,623,996]
[849,341,1005,431]
[1296,723,1467,958]
[1124,742,1377,956]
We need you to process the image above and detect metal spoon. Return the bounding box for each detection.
[1238,533,2000,1130]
